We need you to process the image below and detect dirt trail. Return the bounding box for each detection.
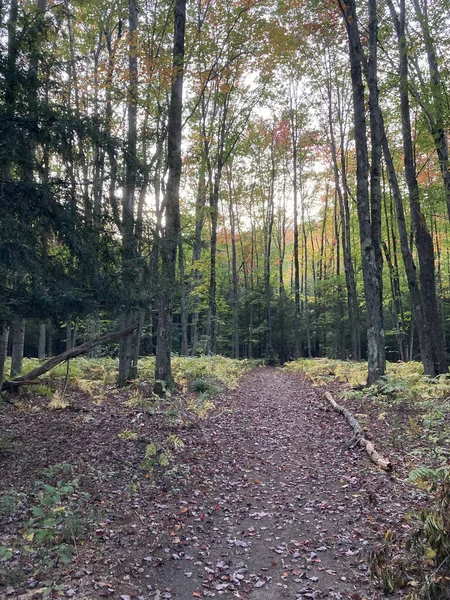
[1,367,417,600]
[143,368,401,600]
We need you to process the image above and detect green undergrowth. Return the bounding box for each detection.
[8,355,257,391]
[139,355,259,390]
[0,462,93,589]
[283,357,369,386]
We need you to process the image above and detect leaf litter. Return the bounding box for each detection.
[0,367,430,599]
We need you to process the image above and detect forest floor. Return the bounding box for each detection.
[0,364,445,600]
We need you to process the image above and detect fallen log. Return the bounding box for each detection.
[1,322,139,392]
[324,390,393,472]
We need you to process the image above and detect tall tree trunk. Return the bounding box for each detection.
[327,77,360,359]
[149,132,165,356]
[118,0,139,386]
[2,0,18,182]
[46,319,53,357]
[264,135,276,361]
[207,169,222,355]
[302,215,312,358]
[333,196,346,359]
[339,0,385,384]
[105,26,121,228]
[10,319,25,378]
[38,321,46,361]
[290,86,301,357]
[361,36,437,372]
[89,34,105,357]
[179,238,189,356]
[131,309,145,378]
[0,325,10,390]
[387,0,447,375]
[65,0,90,218]
[154,0,186,393]
[66,320,73,351]
[276,173,287,362]
[227,171,240,359]
[411,0,450,224]
[190,157,207,355]
[382,179,407,362]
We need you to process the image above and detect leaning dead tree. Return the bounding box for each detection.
[1,323,139,392]
[324,391,393,472]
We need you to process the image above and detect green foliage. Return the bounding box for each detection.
[118,428,139,441]
[142,434,185,473]
[0,463,91,582]
[138,355,257,390]
[188,377,221,397]
[33,385,54,397]
[405,466,450,598]
[124,389,151,409]
[283,357,368,386]
[47,389,70,410]
[188,393,216,420]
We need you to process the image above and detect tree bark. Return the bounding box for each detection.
[207,166,222,355]
[264,133,276,361]
[154,0,186,394]
[373,82,435,372]
[289,84,302,357]
[46,320,53,357]
[179,238,189,356]
[338,0,385,384]
[411,0,450,224]
[118,0,139,386]
[387,0,447,375]
[38,321,46,361]
[10,319,25,378]
[327,76,360,359]
[3,0,18,181]
[227,169,240,359]
[190,156,207,355]
[0,325,10,391]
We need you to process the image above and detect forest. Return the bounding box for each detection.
[0,0,449,387]
[1,0,450,599]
